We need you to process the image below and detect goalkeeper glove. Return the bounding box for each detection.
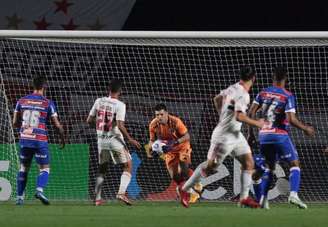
[162,140,179,153]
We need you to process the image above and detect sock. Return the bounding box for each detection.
[289,167,301,194]
[36,168,50,192]
[253,179,262,202]
[17,171,28,198]
[188,168,194,177]
[118,171,131,195]
[95,176,104,200]
[182,161,207,192]
[176,168,194,186]
[261,170,273,197]
[240,170,253,200]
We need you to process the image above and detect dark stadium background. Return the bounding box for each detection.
[124,0,328,31]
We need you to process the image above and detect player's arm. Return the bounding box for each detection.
[235,95,264,128]
[145,122,156,158]
[117,120,141,149]
[86,115,96,126]
[87,99,98,127]
[13,101,22,128]
[236,111,264,128]
[247,102,261,143]
[286,112,315,136]
[162,118,190,153]
[285,94,315,137]
[51,116,65,149]
[213,94,224,114]
[49,101,65,149]
[12,111,21,128]
[176,132,190,144]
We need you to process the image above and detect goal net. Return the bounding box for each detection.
[0,31,328,202]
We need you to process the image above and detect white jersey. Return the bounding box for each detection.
[89,96,126,138]
[215,82,250,135]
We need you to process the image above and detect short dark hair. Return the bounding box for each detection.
[154,103,167,112]
[273,66,288,82]
[239,66,256,81]
[109,79,122,93]
[32,75,47,90]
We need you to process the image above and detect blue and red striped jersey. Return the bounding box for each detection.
[14,93,57,148]
[253,86,296,143]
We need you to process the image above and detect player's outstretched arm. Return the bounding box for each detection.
[236,111,264,129]
[117,120,141,149]
[51,116,65,149]
[286,112,315,137]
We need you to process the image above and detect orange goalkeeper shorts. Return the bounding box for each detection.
[164,148,192,169]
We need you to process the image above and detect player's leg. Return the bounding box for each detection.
[109,138,133,205]
[178,149,202,203]
[182,143,224,192]
[251,154,268,203]
[235,153,254,199]
[95,149,109,206]
[252,169,264,202]
[233,135,260,208]
[281,138,307,209]
[116,158,132,205]
[258,144,277,209]
[180,143,227,207]
[34,146,51,205]
[165,154,181,184]
[16,147,33,205]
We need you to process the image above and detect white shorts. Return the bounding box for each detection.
[207,131,251,164]
[97,136,131,165]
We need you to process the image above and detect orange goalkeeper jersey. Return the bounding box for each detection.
[149,115,191,153]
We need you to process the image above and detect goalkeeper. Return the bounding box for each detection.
[146,103,202,203]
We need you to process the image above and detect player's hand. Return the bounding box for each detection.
[304,125,315,137]
[59,141,65,149]
[59,134,66,149]
[129,138,141,149]
[257,118,265,129]
[162,140,178,153]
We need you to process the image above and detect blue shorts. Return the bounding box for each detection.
[19,146,50,165]
[260,136,298,164]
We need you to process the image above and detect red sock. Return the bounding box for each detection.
[188,168,194,177]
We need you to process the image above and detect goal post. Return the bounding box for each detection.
[0,31,328,202]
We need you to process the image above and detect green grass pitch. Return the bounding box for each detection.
[1,201,328,227]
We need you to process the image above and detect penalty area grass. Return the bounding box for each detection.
[0,201,327,227]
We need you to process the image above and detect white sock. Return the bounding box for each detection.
[118,171,131,195]
[95,176,104,200]
[290,191,298,197]
[182,161,207,192]
[240,170,252,200]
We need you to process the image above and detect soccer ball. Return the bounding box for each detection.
[151,139,167,155]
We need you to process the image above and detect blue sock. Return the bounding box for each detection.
[17,171,28,197]
[253,180,262,202]
[260,170,273,197]
[289,167,300,193]
[36,170,49,191]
